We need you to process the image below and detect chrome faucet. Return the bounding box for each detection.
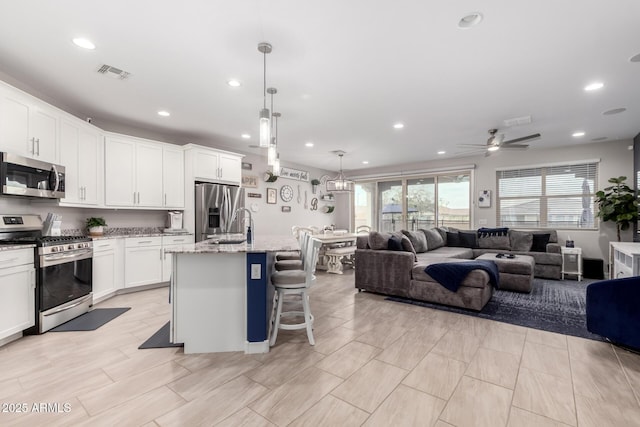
[230,208,254,243]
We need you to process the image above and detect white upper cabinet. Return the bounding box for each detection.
[0,83,58,163]
[163,145,184,208]
[59,118,100,206]
[105,134,176,208]
[187,144,242,185]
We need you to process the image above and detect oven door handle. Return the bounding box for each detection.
[42,294,93,316]
[40,249,92,267]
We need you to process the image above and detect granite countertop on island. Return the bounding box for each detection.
[165,235,299,254]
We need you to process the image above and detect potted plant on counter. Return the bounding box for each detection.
[86,217,107,236]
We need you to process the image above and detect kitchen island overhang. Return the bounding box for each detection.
[165,235,299,354]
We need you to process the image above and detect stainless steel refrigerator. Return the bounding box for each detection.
[195,183,245,242]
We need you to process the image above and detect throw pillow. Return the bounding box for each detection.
[477,227,510,250]
[509,230,533,251]
[421,228,445,250]
[458,231,478,249]
[399,234,418,261]
[434,227,448,244]
[368,231,391,250]
[477,227,509,237]
[387,235,403,251]
[531,233,551,252]
[401,230,428,253]
[446,231,461,247]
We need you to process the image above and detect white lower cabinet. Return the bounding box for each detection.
[92,239,123,301]
[0,248,35,341]
[162,235,195,282]
[125,237,163,287]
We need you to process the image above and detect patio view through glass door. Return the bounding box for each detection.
[354,172,471,232]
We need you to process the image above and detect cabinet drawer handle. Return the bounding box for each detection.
[138,240,153,244]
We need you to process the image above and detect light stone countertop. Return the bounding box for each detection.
[62,227,192,240]
[0,244,36,251]
[166,235,299,254]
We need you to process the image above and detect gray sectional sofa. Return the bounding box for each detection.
[354,227,562,311]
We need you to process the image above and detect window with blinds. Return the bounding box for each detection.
[496,162,598,229]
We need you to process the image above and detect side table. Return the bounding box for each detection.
[561,247,582,281]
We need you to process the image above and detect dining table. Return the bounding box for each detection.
[313,232,359,273]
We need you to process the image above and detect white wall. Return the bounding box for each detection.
[239,153,339,236]
[345,139,634,264]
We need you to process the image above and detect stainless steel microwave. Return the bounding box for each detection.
[0,153,65,199]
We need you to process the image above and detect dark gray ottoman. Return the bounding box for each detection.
[476,253,535,293]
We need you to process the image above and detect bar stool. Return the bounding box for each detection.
[274,231,310,271]
[275,226,313,261]
[269,237,322,346]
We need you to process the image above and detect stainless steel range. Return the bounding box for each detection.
[0,214,93,333]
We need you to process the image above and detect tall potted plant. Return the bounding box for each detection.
[595,176,638,241]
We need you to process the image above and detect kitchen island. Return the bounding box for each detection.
[165,235,298,354]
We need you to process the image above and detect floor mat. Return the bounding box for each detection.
[50,307,131,332]
[139,321,183,349]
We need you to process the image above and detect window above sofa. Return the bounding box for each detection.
[496,161,598,229]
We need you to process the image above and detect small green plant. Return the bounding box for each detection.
[264,171,278,182]
[86,217,107,228]
[595,176,638,241]
[311,179,321,185]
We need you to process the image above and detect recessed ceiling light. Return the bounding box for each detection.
[72,38,95,50]
[362,161,369,164]
[603,107,626,115]
[572,131,585,137]
[241,133,251,139]
[437,151,446,155]
[305,142,314,147]
[393,123,404,129]
[458,13,483,28]
[157,111,170,117]
[584,82,604,91]
[630,53,640,62]
[227,79,241,87]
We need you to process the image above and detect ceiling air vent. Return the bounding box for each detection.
[503,115,532,127]
[97,64,131,80]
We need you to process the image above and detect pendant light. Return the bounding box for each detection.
[271,112,281,175]
[267,88,277,166]
[326,151,354,192]
[258,43,272,148]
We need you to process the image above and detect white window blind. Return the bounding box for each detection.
[496,162,598,229]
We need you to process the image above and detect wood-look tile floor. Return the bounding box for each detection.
[1,270,640,426]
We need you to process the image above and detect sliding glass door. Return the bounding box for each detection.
[353,172,471,232]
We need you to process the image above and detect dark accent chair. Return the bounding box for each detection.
[586,277,640,350]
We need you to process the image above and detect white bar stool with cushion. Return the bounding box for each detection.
[275,226,313,261]
[269,237,322,346]
[274,231,310,271]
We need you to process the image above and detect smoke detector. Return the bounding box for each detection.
[97,64,131,80]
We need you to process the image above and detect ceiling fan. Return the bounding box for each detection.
[458,129,541,154]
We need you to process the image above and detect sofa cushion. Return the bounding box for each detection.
[435,227,448,244]
[421,228,445,250]
[417,246,474,260]
[401,230,428,253]
[391,232,417,261]
[388,235,404,251]
[477,227,510,250]
[459,231,478,248]
[511,250,562,266]
[530,230,558,243]
[446,231,461,247]
[368,231,391,250]
[412,257,490,289]
[531,233,551,252]
[509,230,533,252]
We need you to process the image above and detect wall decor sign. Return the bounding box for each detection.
[266,188,277,204]
[281,206,291,213]
[478,190,491,208]
[241,162,253,170]
[247,192,262,198]
[279,167,309,182]
[242,174,259,188]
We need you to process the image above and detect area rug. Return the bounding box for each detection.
[139,322,183,349]
[386,278,605,341]
[50,307,131,332]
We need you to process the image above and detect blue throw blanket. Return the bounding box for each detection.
[425,260,500,292]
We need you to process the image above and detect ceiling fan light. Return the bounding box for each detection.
[487,145,500,152]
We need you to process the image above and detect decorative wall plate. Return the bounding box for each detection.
[280,184,294,202]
